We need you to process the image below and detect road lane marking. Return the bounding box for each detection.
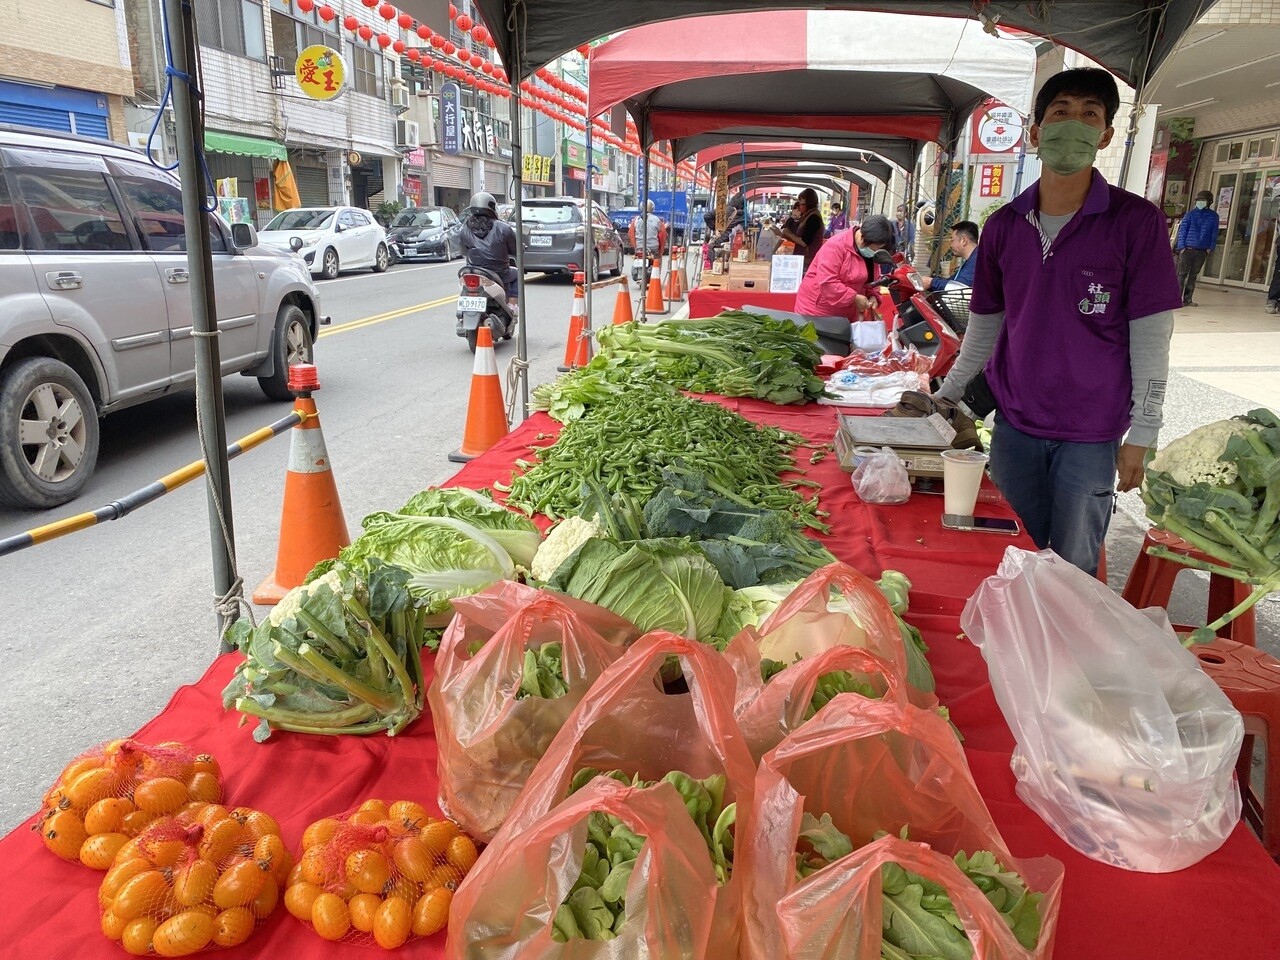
[318,295,456,338]
[315,262,455,284]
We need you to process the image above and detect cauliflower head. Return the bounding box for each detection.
[267,569,343,626]
[530,515,604,581]
[1148,419,1263,487]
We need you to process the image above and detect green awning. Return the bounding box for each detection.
[204,131,287,161]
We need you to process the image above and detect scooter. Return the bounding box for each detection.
[456,264,516,353]
[863,250,961,383]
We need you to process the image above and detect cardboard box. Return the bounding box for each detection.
[726,260,771,291]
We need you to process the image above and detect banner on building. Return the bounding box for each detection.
[441,81,461,156]
[295,46,346,101]
[978,164,1004,198]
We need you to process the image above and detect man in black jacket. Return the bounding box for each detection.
[460,192,519,313]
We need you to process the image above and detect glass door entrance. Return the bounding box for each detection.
[1247,171,1280,289]
[1203,171,1236,281]
[1204,168,1280,290]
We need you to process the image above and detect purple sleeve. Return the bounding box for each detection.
[1124,205,1184,320]
[968,215,1005,315]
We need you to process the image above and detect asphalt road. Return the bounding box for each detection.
[0,257,613,831]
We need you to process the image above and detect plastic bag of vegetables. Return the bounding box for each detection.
[428,582,639,842]
[739,695,1063,960]
[37,739,223,868]
[494,632,757,960]
[284,799,478,949]
[99,804,286,954]
[734,644,908,762]
[446,776,718,959]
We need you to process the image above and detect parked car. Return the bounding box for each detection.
[385,206,463,262]
[259,206,389,279]
[0,125,326,509]
[518,198,624,279]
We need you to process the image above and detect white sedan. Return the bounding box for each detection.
[259,206,390,279]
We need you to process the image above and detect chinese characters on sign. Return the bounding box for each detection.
[972,102,1024,153]
[295,45,346,101]
[522,154,554,184]
[979,164,1004,198]
[441,81,461,156]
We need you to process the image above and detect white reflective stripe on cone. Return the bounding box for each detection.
[473,342,498,377]
[288,425,333,474]
[572,293,585,317]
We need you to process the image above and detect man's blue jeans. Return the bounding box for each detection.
[988,414,1119,577]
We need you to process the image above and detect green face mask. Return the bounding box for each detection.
[1037,119,1103,176]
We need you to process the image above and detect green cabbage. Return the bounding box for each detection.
[714,581,801,641]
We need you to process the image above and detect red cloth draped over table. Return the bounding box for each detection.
[1,400,1277,959]
[688,288,798,318]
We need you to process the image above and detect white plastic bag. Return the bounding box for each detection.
[962,547,1244,873]
[851,446,910,504]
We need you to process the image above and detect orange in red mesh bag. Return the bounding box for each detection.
[36,739,224,869]
[494,631,756,960]
[98,805,285,954]
[735,643,908,762]
[285,799,478,949]
[428,581,639,841]
[740,696,1063,960]
[446,775,719,959]
[747,562,937,708]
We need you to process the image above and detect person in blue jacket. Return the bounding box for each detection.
[1174,190,1219,307]
[922,220,979,291]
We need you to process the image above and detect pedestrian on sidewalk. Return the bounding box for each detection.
[933,67,1182,577]
[1267,239,1280,315]
[1174,190,1219,306]
[893,204,916,262]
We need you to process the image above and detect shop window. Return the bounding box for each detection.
[350,44,384,98]
[271,13,332,67]
[14,169,130,253]
[1216,142,1232,164]
[198,0,266,61]
[1229,141,1244,161]
[1260,137,1277,160]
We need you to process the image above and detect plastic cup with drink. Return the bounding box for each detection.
[941,449,989,522]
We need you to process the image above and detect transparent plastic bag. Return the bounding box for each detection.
[429,582,639,841]
[446,776,718,960]
[495,631,757,960]
[962,547,1244,872]
[852,446,911,504]
[741,695,1063,960]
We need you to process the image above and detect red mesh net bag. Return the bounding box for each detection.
[739,696,1064,960]
[97,804,285,953]
[493,631,757,960]
[428,582,639,842]
[284,799,479,949]
[446,776,719,959]
[36,739,224,869]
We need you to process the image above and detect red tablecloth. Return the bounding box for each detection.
[3,400,1278,959]
[688,288,797,318]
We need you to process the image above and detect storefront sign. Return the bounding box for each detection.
[713,160,728,232]
[567,167,585,181]
[637,157,647,198]
[522,154,554,184]
[978,163,1004,198]
[295,45,346,101]
[458,107,496,155]
[405,148,426,170]
[970,101,1023,154]
[441,81,461,156]
[254,177,271,211]
[563,140,587,169]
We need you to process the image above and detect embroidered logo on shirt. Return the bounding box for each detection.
[1078,281,1111,315]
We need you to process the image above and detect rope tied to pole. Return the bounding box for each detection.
[215,576,256,629]
[505,355,529,425]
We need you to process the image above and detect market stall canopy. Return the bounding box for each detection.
[720,151,895,186]
[459,0,1217,88]
[680,130,921,169]
[587,10,1037,154]
[723,162,885,189]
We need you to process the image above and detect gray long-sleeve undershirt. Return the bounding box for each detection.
[934,310,1174,448]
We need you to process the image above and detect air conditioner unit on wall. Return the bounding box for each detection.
[396,120,420,149]
[392,86,411,113]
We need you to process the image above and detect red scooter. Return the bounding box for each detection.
[861,250,961,382]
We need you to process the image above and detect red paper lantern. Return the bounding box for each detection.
[317,4,335,21]
[407,48,421,61]
[393,39,405,53]
[469,54,483,68]
[481,61,493,74]
[472,25,488,43]
[577,44,590,57]
[377,3,395,20]
[361,0,377,6]
[430,34,444,48]
[456,14,473,31]
[296,0,314,12]
[377,33,393,48]
[397,12,412,28]
[448,3,457,18]
[416,25,431,40]
[486,35,496,48]
[456,47,468,61]
[442,41,455,55]
[342,14,358,30]
[358,24,374,41]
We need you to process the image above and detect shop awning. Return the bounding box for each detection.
[204,131,287,161]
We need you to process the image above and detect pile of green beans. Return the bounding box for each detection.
[499,389,826,530]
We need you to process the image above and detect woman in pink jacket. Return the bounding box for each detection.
[793,214,894,320]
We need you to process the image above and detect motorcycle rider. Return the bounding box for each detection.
[459,191,519,315]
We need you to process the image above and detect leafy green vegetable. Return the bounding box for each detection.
[1143,409,1280,643]
[550,809,648,943]
[517,642,569,700]
[222,559,426,739]
[805,670,880,719]
[547,537,730,643]
[717,582,801,641]
[875,571,936,694]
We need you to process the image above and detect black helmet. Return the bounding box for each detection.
[469,191,496,213]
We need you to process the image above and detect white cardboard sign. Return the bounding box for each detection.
[770,254,806,293]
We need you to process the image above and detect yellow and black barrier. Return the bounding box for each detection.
[0,410,306,558]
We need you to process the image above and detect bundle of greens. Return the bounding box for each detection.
[794,816,1043,958]
[875,571,936,694]
[312,488,542,638]
[503,384,824,529]
[591,313,827,405]
[222,559,425,740]
[1143,409,1280,643]
[531,364,663,424]
[517,642,569,700]
[759,660,880,719]
[549,810,647,942]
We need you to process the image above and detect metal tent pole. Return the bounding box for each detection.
[638,133,651,322]
[165,0,238,634]
[508,25,529,419]
[583,104,595,339]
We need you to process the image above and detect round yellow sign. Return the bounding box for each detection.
[295,45,346,101]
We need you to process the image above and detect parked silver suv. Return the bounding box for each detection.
[0,127,325,509]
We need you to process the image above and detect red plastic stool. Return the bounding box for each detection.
[1122,528,1257,645]
[1195,638,1280,857]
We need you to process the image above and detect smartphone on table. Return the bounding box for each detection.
[941,514,1020,535]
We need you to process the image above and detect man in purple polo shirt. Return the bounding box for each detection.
[935,68,1182,576]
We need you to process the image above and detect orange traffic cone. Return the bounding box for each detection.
[646,257,667,314]
[253,364,350,606]
[612,276,634,325]
[558,272,591,371]
[448,325,509,463]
